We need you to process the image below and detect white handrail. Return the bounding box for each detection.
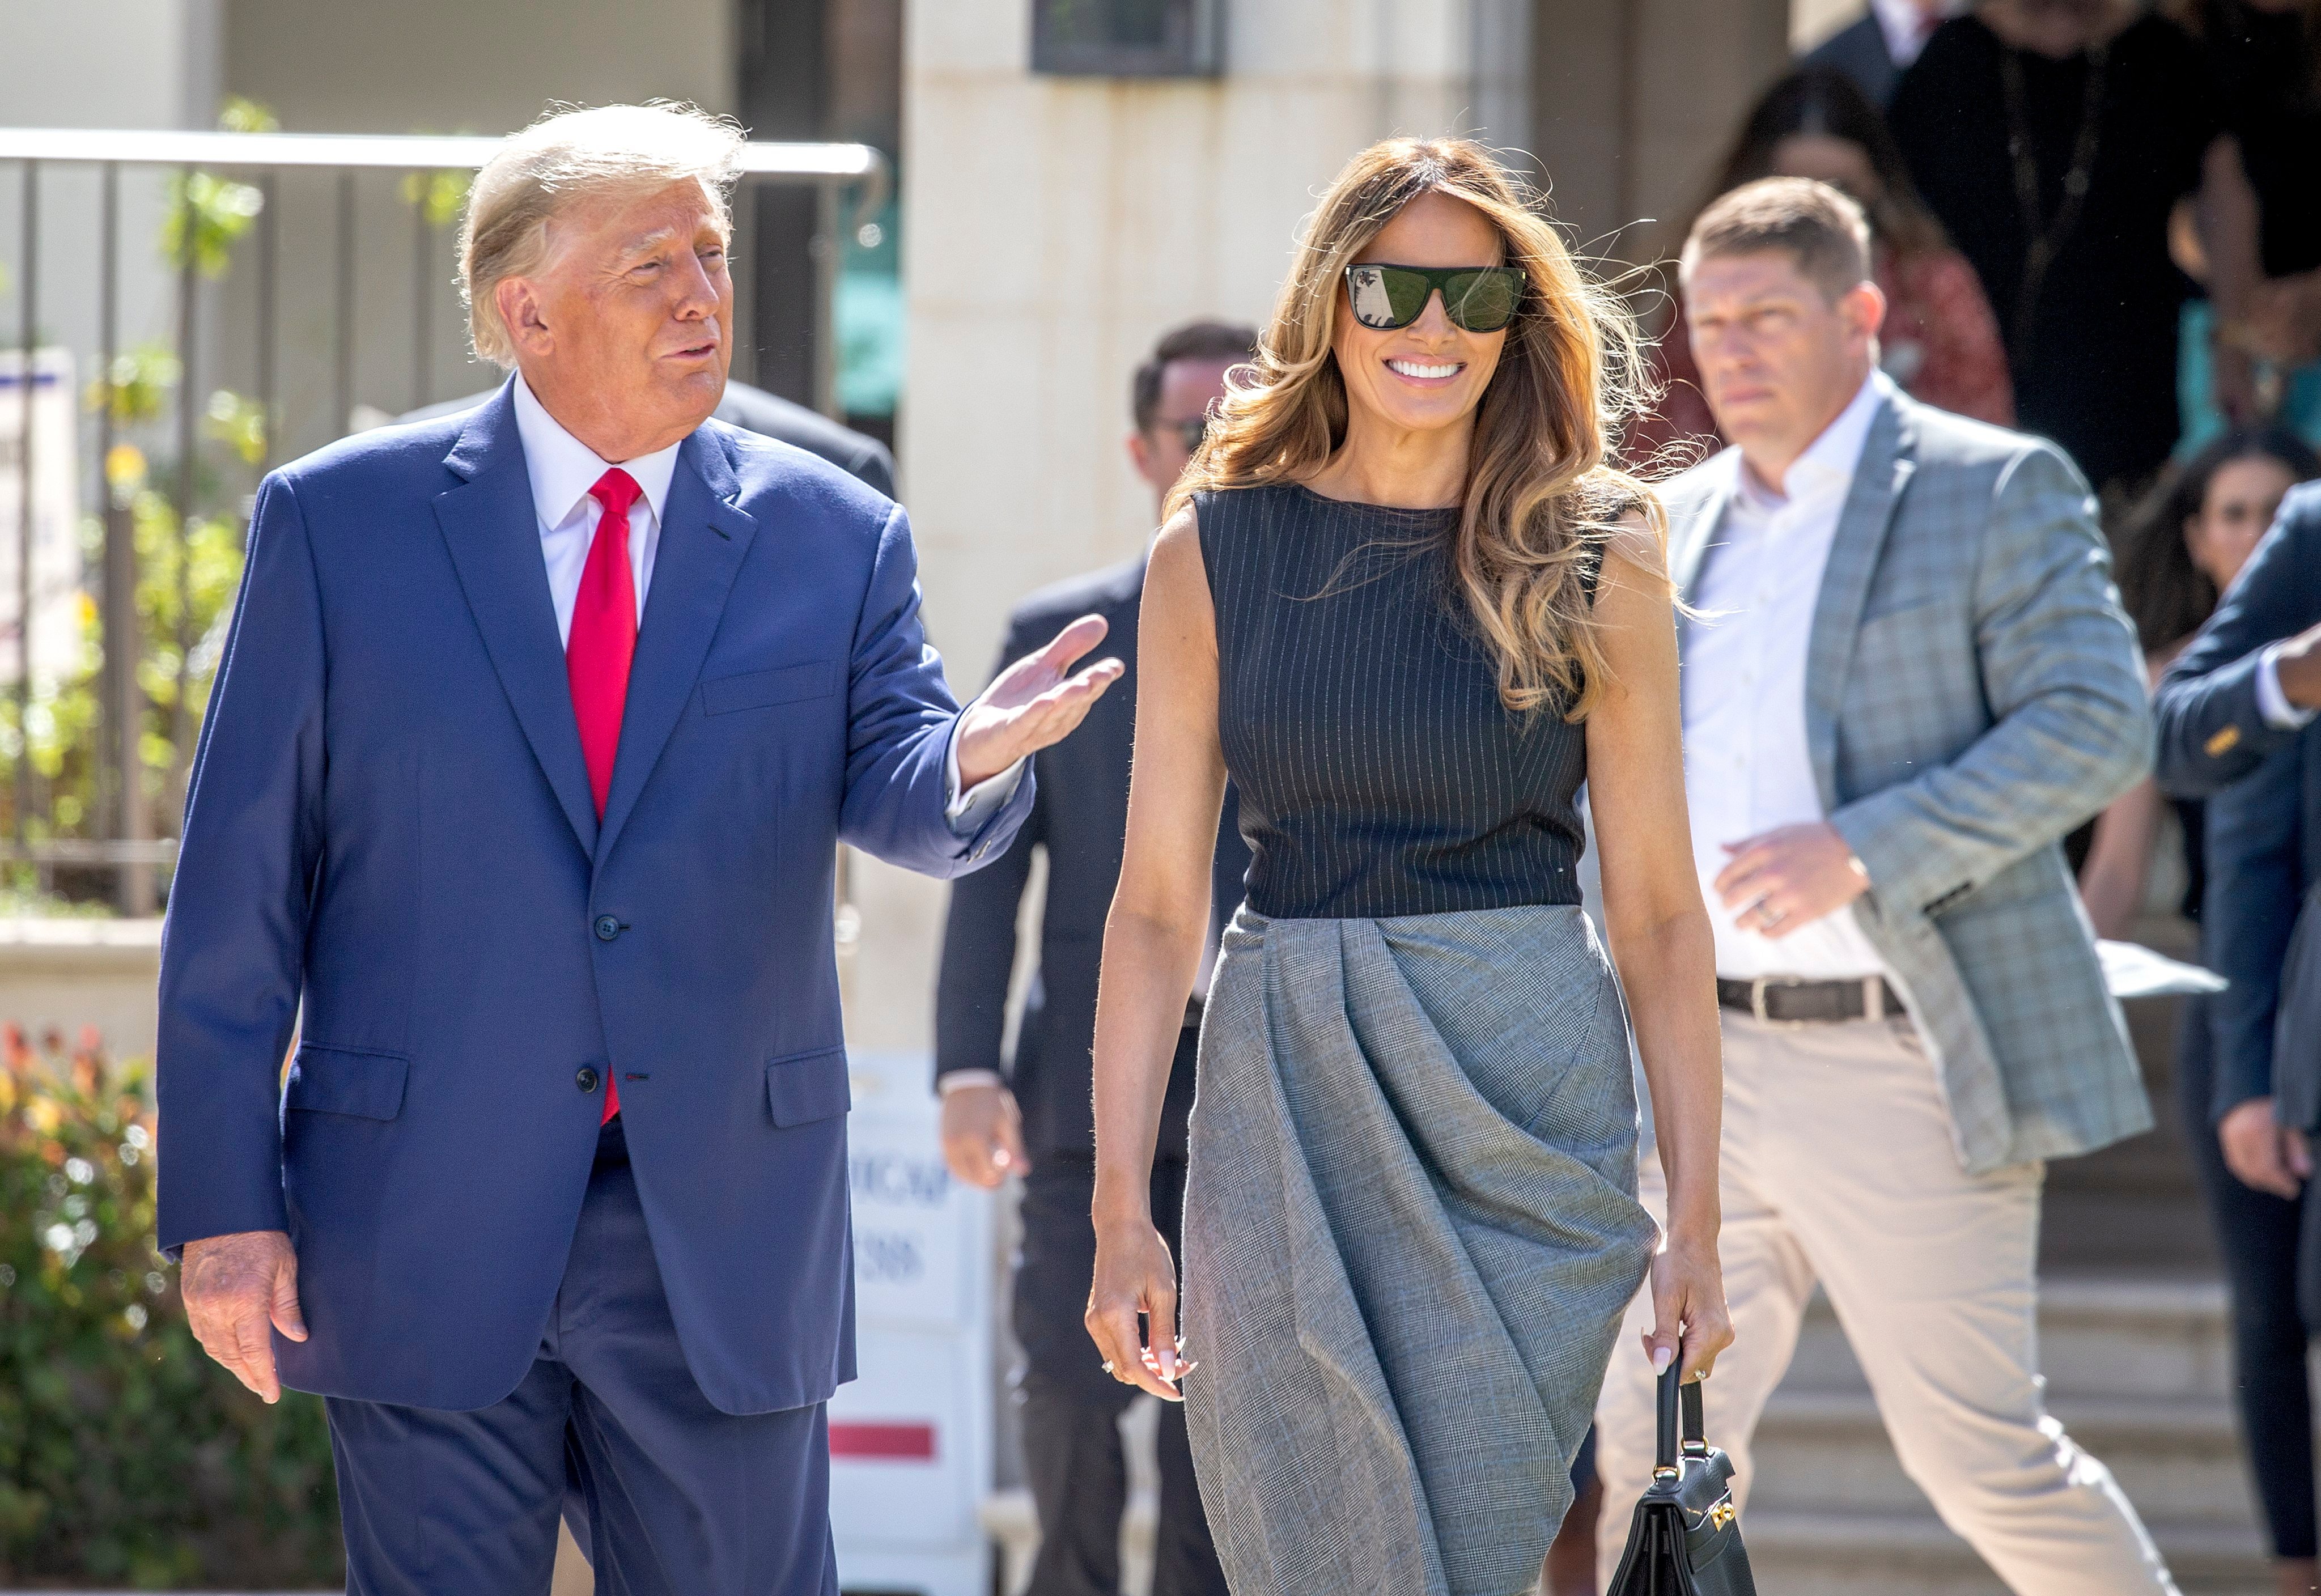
[0,127,884,181]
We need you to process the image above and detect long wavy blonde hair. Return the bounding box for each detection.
[1168,137,1663,719]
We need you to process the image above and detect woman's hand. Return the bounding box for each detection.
[1641,1232,1733,1386]
[1085,1212,1189,1403]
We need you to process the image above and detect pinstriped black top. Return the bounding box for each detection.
[1196,483,1589,920]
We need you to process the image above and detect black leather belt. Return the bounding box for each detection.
[1716,975,1904,1025]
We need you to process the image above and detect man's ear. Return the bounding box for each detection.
[1841,278,1888,347]
[1127,428,1157,486]
[497,275,550,359]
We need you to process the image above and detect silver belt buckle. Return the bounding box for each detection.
[1749,977,1788,1026]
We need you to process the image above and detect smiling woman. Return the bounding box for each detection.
[1084,137,1733,1596]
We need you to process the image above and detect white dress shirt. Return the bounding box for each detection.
[511,374,1019,825]
[2257,646,2315,731]
[1683,373,1894,982]
[1872,0,1964,67]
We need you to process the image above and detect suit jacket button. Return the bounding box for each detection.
[576,1067,600,1094]
[593,915,622,941]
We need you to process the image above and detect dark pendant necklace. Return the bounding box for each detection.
[1999,39,2110,362]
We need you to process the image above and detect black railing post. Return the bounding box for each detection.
[168,164,197,830]
[96,162,151,914]
[812,179,839,420]
[411,172,432,411]
[736,179,757,390]
[334,171,355,436]
[256,169,277,478]
[16,160,37,867]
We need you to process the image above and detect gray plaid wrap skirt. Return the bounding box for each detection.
[1180,902,1657,1596]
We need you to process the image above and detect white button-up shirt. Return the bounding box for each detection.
[513,373,676,646]
[511,374,1017,823]
[1682,373,1893,982]
[1872,0,1964,68]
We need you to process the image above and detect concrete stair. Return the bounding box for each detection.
[1742,1275,2277,1595]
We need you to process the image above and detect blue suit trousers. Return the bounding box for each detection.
[325,1119,837,1595]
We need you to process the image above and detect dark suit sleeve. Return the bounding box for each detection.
[155,473,327,1253]
[934,623,1045,1086]
[2204,757,2306,1119]
[847,439,897,500]
[2153,489,2321,797]
[838,503,1034,876]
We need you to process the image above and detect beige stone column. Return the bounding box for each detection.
[846,0,1530,1054]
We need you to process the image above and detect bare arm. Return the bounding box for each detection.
[1085,508,1224,1402]
[2197,135,2263,424]
[2077,778,2165,941]
[1586,517,1732,1383]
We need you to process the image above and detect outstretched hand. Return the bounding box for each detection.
[954,615,1124,789]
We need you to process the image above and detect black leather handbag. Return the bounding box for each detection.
[1605,1367,1757,1596]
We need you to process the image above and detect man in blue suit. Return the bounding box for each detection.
[2154,482,2321,1207]
[156,103,1118,1594]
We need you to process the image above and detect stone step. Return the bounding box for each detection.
[1738,1508,2270,1595]
[1779,1276,2236,1403]
[1749,1388,2258,1526]
[1741,1273,2277,1594]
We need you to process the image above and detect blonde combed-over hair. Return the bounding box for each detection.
[459,101,745,368]
[1169,137,1665,720]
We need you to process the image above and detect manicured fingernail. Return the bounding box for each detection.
[1652,1345,1674,1373]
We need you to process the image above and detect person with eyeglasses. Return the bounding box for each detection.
[1081,137,1732,1595]
[935,321,1256,1596]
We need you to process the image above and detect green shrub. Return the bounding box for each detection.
[0,1030,342,1589]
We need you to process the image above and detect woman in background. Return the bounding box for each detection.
[1084,137,1730,1596]
[2081,427,2320,1596]
[2169,0,2321,453]
[1887,0,2261,500]
[1636,65,2012,462]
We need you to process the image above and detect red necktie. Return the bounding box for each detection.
[568,466,641,1123]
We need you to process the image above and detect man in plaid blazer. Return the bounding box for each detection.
[1595,179,2174,1594]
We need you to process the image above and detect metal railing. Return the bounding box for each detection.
[0,128,888,912]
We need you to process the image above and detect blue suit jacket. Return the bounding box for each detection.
[156,383,1033,1415]
[2154,482,2321,1120]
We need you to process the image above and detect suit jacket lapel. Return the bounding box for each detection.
[1805,395,1916,807]
[434,389,599,856]
[595,427,758,864]
[1669,450,1742,652]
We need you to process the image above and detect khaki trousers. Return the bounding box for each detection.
[1593,1011,2177,1595]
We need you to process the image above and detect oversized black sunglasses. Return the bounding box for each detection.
[1344,262,1525,333]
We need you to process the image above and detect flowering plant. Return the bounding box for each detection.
[0,1029,341,1587]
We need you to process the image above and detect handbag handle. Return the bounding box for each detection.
[1652,1362,1709,1478]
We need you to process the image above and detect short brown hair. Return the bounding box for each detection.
[1679,176,1871,302]
[1131,320,1259,432]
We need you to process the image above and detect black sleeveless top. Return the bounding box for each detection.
[1197,483,1591,920]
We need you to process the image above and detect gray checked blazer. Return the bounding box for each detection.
[1664,386,2154,1172]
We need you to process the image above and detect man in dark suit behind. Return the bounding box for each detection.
[1802,0,1961,105]
[935,321,1255,1596]
[2154,482,2321,1230]
[403,375,896,499]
